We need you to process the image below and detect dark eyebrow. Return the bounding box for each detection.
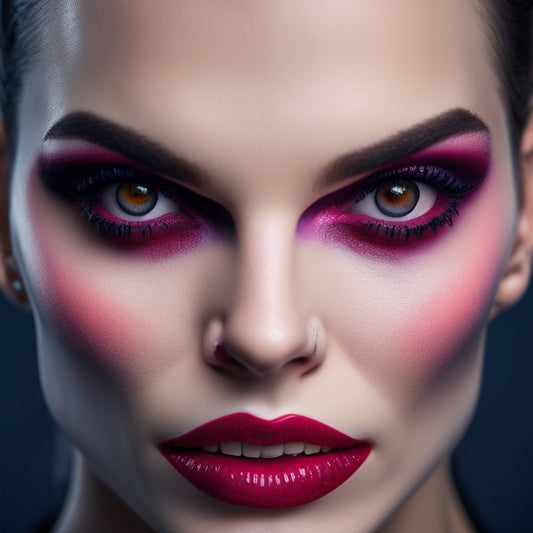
[45,108,488,193]
[320,108,489,188]
[43,111,208,189]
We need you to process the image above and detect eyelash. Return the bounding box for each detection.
[358,165,476,239]
[83,168,183,241]
[41,160,482,249]
[300,164,482,245]
[41,164,232,245]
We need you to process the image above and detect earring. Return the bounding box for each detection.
[11,278,23,292]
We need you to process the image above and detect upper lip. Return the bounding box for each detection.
[160,412,366,449]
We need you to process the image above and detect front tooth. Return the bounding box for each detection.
[220,441,242,456]
[202,444,218,453]
[242,442,262,458]
[260,444,284,458]
[304,443,321,455]
[283,442,305,455]
[321,446,332,453]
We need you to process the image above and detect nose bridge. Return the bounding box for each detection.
[221,210,312,376]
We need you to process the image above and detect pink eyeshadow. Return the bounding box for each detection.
[39,142,230,260]
[297,131,491,255]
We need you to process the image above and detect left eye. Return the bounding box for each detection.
[351,179,437,221]
[99,182,180,221]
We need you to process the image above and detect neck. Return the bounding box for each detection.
[52,451,154,533]
[54,452,475,533]
[378,458,476,533]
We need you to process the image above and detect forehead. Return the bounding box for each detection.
[32,0,500,177]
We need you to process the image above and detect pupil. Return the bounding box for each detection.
[124,184,150,205]
[383,185,409,205]
[116,182,158,216]
[375,180,419,217]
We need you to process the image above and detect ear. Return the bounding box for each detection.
[0,122,30,309]
[491,112,533,319]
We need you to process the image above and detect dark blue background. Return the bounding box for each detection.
[1,284,532,532]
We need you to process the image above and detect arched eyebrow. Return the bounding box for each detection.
[44,107,488,191]
[319,107,489,188]
[43,111,209,189]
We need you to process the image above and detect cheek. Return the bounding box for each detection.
[36,260,149,374]
[316,166,514,396]
[19,171,215,379]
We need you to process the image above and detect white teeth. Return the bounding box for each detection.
[202,441,330,457]
[304,443,321,455]
[242,442,262,458]
[260,444,284,458]
[220,441,242,456]
[283,442,305,455]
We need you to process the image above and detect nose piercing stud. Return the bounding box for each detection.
[313,328,318,353]
[11,279,23,292]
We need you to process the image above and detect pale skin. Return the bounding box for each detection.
[1,1,533,532]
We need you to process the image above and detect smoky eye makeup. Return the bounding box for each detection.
[39,154,234,250]
[298,132,491,250]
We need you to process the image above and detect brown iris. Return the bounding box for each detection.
[374,180,419,217]
[116,183,158,216]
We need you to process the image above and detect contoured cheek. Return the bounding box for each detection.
[390,161,512,386]
[23,163,227,379]
[299,134,514,398]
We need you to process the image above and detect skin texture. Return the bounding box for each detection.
[2,0,533,531]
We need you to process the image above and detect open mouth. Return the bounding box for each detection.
[159,413,371,508]
[199,440,333,457]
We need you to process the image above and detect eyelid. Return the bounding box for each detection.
[40,159,235,231]
[41,161,199,212]
[306,162,480,217]
[39,142,211,200]
[355,164,482,201]
[317,130,490,197]
[297,150,487,248]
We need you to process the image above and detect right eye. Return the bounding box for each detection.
[100,181,180,221]
[41,161,235,249]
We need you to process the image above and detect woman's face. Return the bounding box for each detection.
[7,0,520,531]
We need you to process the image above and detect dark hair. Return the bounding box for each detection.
[478,0,533,148]
[0,1,532,157]
[0,0,48,156]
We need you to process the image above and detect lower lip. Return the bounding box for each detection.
[160,444,371,508]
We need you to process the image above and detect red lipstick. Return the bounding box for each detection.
[159,413,371,508]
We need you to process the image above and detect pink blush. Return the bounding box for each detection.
[380,180,510,382]
[27,178,166,375]
[36,252,153,375]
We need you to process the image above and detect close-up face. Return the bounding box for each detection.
[5,0,524,531]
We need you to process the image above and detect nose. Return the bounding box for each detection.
[203,214,324,379]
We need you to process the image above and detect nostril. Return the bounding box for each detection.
[214,342,245,369]
[214,342,231,364]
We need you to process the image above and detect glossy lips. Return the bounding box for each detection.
[159,413,371,508]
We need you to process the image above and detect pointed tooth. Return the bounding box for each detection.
[304,443,321,455]
[260,444,284,458]
[242,442,262,458]
[202,444,218,453]
[220,441,242,457]
[321,446,332,453]
[283,442,305,455]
